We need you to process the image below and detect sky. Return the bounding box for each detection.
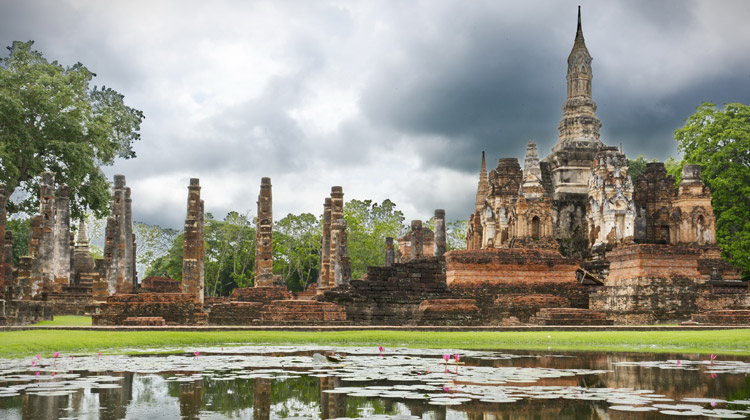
[1,0,749,229]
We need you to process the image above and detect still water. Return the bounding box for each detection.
[1,346,749,419]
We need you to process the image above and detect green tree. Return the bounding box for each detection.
[6,218,29,266]
[144,233,184,281]
[628,154,658,180]
[447,219,468,250]
[344,199,405,279]
[674,102,750,277]
[204,211,255,296]
[274,212,321,291]
[133,221,179,278]
[0,41,143,219]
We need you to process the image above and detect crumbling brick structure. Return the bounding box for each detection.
[318,186,351,289]
[590,244,743,324]
[181,178,205,304]
[671,165,716,245]
[397,220,435,261]
[586,146,636,250]
[633,162,675,244]
[103,175,136,295]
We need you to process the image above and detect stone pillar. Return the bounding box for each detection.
[323,186,344,288]
[182,178,205,304]
[332,218,351,286]
[30,172,56,296]
[384,237,395,267]
[104,175,135,295]
[434,209,446,257]
[255,177,277,287]
[318,198,332,288]
[52,185,72,290]
[0,185,6,290]
[3,231,13,298]
[410,220,423,260]
[328,187,344,282]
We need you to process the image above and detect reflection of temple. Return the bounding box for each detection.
[253,378,271,420]
[319,376,347,419]
[179,378,203,420]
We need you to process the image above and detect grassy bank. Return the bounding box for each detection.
[1,328,749,359]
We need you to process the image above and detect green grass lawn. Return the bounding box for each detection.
[33,315,92,327]
[1,328,749,359]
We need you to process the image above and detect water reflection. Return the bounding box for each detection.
[0,349,749,419]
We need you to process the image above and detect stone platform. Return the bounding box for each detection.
[92,293,207,326]
[692,310,750,325]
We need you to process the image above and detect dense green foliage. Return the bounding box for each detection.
[2,327,749,358]
[274,212,321,291]
[5,217,29,265]
[343,199,405,279]
[0,41,143,219]
[674,102,750,277]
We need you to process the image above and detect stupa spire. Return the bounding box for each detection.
[475,151,489,210]
[553,6,602,150]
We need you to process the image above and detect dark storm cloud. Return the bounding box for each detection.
[360,3,566,171]
[2,0,749,228]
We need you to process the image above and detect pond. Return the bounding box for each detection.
[1,346,749,419]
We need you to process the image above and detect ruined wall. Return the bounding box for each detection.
[181,178,205,304]
[318,257,452,325]
[0,299,53,326]
[590,244,744,324]
[445,249,591,323]
[92,293,207,326]
[633,162,675,243]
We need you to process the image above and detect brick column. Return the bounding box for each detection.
[318,197,332,288]
[104,175,135,295]
[434,209,446,257]
[182,178,205,304]
[410,220,423,260]
[254,178,276,287]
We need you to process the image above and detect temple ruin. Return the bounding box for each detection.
[3,7,748,327]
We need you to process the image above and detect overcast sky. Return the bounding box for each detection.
[2,0,749,229]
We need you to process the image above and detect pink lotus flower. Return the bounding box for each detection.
[711,401,718,407]
[443,386,450,392]
[36,354,41,360]
[31,360,36,367]
[194,351,200,357]
[676,360,681,366]
[53,352,59,359]
[711,373,718,379]
[35,371,40,376]
[454,353,460,362]
[97,352,101,357]
[378,346,384,353]
[443,354,450,362]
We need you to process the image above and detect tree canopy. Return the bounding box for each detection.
[0,41,143,219]
[674,102,750,277]
[344,199,405,279]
